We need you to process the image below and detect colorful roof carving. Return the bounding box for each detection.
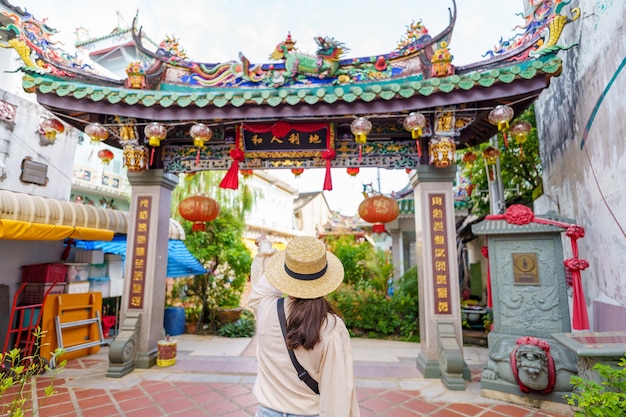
[0,0,581,173]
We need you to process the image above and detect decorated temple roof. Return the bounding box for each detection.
[0,0,581,179]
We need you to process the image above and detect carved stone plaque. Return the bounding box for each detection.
[512,253,539,285]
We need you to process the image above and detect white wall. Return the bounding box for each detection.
[534,0,626,328]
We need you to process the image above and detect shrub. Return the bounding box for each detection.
[327,284,418,341]
[565,355,626,416]
[1,328,66,417]
[217,310,256,338]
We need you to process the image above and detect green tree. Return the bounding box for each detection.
[458,105,543,217]
[325,235,393,292]
[171,171,254,330]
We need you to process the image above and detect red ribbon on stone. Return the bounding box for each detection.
[481,245,492,308]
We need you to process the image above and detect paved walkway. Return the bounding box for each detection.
[12,335,574,416]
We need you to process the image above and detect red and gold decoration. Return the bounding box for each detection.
[358,194,400,234]
[189,123,213,165]
[123,145,149,173]
[85,122,109,144]
[291,167,304,177]
[178,195,220,232]
[350,117,372,162]
[403,112,426,157]
[39,118,64,141]
[431,41,454,77]
[509,120,532,157]
[346,167,360,177]
[428,137,456,168]
[97,148,114,165]
[488,104,514,147]
[125,61,146,89]
[240,169,253,179]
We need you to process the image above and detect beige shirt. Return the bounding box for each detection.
[248,250,360,417]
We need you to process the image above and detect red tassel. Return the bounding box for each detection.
[502,132,509,148]
[196,148,201,166]
[358,145,362,163]
[571,272,589,330]
[321,149,336,191]
[219,148,245,190]
[150,147,155,165]
[416,141,422,158]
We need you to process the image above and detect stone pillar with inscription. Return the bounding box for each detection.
[472,211,579,406]
[109,169,178,375]
[411,165,469,389]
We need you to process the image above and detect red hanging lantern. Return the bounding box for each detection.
[97,148,114,165]
[85,123,109,144]
[462,151,477,167]
[291,168,304,177]
[358,195,400,234]
[240,169,253,179]
[40,118,65,140]
[178,195,220,232]
[488,105,514,147]
[403,112,426,157]
[346,167,360,177]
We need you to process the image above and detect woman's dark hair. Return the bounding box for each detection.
[286,297,339,350]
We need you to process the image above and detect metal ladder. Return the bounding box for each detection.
[54,310,108,354]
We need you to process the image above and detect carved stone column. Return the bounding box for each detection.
[109,169,178,374]
[411,165,468,388]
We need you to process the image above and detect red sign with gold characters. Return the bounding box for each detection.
[240,121,333,158]
[429,193,452,315]
[128,196,151,309]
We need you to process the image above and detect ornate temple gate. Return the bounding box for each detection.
[1,0,581,388]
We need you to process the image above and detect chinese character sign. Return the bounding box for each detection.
[128,196,151,309]
[241,122,332,155]
[429,193,452,315]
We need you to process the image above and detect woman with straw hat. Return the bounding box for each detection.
[248,235,360,417]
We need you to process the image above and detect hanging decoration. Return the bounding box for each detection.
[350,117,372,162]
[403,112,426,157]
[509,120,532,157]
[97,148,114,165]
[428,137,456,168]
[39,118,65,141]
[482,146,501,181]
[291,168,304,177]
[144,122,167,165]
[85,123,109,144]
[189,123,213,165]
[485,204,590,330]
[462,151,477,168]
[358,194,400,234]
[178,195,220,232]
[240,169,253,179]
[123,145,149,172]
[346,167,360,177]
[220,126,245,190]
[321,148,336,191]
[488,105,514,147]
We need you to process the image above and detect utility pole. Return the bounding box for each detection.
[486,136,506,215]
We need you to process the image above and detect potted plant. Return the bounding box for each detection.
[185,306,201,334]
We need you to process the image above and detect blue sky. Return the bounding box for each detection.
[15,0,526,214]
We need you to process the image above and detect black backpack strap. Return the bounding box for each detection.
[277,297,320,395]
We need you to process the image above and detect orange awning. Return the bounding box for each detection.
[0,219,114,241]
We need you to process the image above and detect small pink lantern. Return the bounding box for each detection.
[488,105,514,147]
[85,123,109,144]
[40,118,65,140]
[350,117,372,162]
[403,112,426,157]
[144,122,167,147]
[509,120,532,158]
[190,123,213,165]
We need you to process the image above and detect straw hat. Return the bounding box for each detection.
[266,236,344,299]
